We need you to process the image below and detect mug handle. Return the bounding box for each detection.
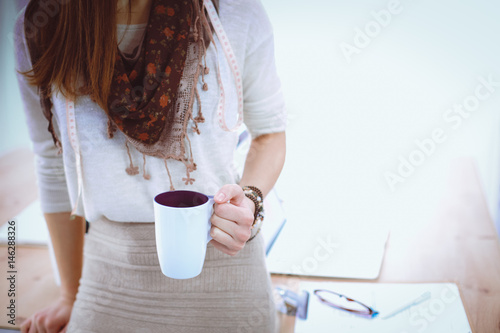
[207,196,214,243]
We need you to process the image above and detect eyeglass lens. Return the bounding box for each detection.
[314,289,375,316]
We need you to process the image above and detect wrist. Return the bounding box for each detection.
[60,288,78,303]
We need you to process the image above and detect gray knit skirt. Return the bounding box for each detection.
[66,216,278,333]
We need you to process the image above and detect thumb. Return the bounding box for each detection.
[214,184,245,206]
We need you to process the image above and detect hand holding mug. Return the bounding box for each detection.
[153,185,256,280]
[210,184,256,256]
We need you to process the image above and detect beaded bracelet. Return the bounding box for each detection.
[247,224,261,242]
[242,185,264,242]
[245,185,263,201]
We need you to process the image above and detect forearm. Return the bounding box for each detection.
[239,131,286,198]
[44,212,85,301]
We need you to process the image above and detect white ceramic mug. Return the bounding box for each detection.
[153,190,214,279]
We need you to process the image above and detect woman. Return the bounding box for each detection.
[14,0,286,332]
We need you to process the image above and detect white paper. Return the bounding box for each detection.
[295,281,472,333]
[266,220,389,279]
[261,188,287,254]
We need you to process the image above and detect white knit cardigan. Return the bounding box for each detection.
[14,0,286,223]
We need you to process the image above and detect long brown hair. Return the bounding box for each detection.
[20,0,128,147]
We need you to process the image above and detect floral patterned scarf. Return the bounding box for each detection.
[33,0,219,190]
[105,0,218,189]
[107,0,192,145]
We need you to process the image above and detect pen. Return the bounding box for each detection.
[382,291,431,320]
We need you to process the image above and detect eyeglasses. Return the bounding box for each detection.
[314,289,379,318]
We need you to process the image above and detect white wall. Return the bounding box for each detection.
[262,0,500,233]
[1,0,31,156]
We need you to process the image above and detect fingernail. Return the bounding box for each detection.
[215,192,226,202]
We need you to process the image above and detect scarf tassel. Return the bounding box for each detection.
[124,141,152,180]
[125,141,140,175]
[195,76,206,123]
[163,158,175,191]
[142,153,151,180]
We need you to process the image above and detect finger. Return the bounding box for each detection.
[20,318,31,333]
[37,324,48,333]
[33,315,47,333]
[213,202,253,228]
[211,214,251,242]
[60,324,68,333]
[214,184,245,206]
[210,225,246,253]
[47,320,64,333]
[28,318,37,333]
[210,239,242,256]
